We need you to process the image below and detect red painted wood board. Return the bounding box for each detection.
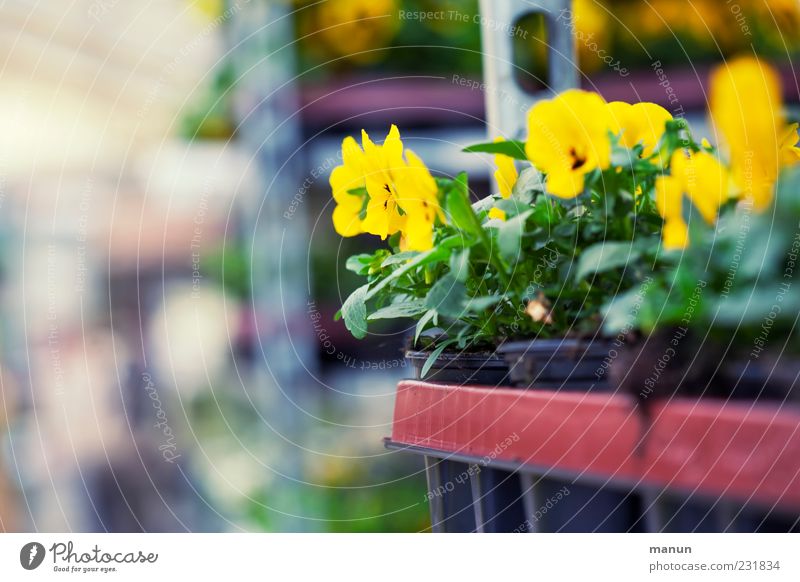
[391,381,800,510]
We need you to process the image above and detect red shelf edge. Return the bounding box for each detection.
[391,380,800,510]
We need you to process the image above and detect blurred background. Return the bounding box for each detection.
[0,0,797,532]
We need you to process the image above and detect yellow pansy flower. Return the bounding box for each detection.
[488,207,507,221]
[709,56,797,211]
[608,101,673,157]
[525,90,612,198]
[493,137,518,199]
[360,126,406,240]
[330,125,443,251]
[329,136,367,237]
[394,150,443,252]
[654,150,729,249]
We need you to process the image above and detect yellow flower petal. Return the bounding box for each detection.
[332,202,363,237]
[709,56,784,210]
[662,218,689,250]
[545,167,586,199]
[655,174,683,220]
[526,90,612,198]
[608,101,673,157]
[488,207,507,221]
[402,211,434,251]
[493,137,519,198]
[779,122,800,166]
[672,150,729,224]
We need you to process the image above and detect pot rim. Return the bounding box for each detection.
[498,337,614,356]
[405,349,507,367]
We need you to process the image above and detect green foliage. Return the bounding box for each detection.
[335,127,704,349]
[604,167,800,353]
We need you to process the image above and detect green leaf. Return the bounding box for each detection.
[345,254,373,275]
[367,300,427,321]
[420,338,458,379]
[381,251,420,267]
[449,249,470,282]
[498,210,532,259]
[446,183,482,237]
[494,196,530,219]
[554,223,576,238]
[472,196,497,214]
[463,140,527,160]
[511,167,544,203]
[464,295,502,312]
[601,285,647,334]
[575,242,640,281]
[341,283,370,339]
[365,247,448,301]
[425,275,467,318]
[414,309,437,345]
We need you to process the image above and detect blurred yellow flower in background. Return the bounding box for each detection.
[655,150,729,249]
[493,137,518,198]
[608,101,673,157]
[754,0,800,47]
[526,90,612,198]
[571,0,611,74]
[709,56,799,210]
[488,207,507,221]
[300,0,399,64]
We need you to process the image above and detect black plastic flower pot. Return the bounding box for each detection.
[496,338,645,532]
[405,349,509,385]
[498,338,615,391]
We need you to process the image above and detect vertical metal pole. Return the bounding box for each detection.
[469,464,486,533]
[227,0,317,531]
[479,0,577,139]
[424,457,445,532]
[519,472,540,532]
[640,490,664,533]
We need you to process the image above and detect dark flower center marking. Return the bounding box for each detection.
[569,147,587,170]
